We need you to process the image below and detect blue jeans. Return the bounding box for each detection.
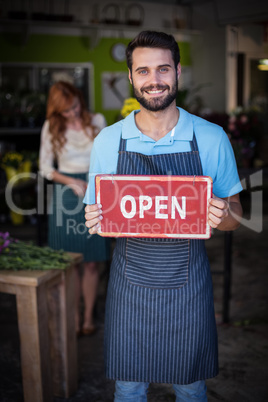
[114,380,207,401]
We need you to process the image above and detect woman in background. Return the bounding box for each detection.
[39,80,110,335]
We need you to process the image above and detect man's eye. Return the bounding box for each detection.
[160,67,168,72]
[139,70,147,75]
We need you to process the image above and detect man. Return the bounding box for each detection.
[84,31,243,401]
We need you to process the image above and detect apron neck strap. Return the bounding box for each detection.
[190,132,198,152]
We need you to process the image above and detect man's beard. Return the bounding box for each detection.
[133,76,178,112]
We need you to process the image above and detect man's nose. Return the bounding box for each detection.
[149,70,162,84]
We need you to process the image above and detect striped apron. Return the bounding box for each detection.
[104,132,218,384]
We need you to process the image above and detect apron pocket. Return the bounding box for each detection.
[125,238,189,289]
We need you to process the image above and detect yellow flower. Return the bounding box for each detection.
[120,97,140,118]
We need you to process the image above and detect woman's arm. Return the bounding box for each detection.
[51,170,88,197]
[39,121,56,180]
[39,121,87,196]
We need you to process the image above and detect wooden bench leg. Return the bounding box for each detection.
[63,266,78,396]
[47,267,78,397]
[16,284,53,402]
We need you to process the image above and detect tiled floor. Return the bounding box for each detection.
[0,209,268,401]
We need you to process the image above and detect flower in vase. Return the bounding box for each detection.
[1,151,23,170]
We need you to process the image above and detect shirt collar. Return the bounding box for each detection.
[121,107,193,141]
[174,107,193,141]
[122,110,141,139]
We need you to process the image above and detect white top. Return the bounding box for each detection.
[39,113,106,180]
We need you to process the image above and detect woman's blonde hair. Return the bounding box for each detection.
[46,81,98,153]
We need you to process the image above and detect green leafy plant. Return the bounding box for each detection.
[0,232,72,271]
[176,83,210,113]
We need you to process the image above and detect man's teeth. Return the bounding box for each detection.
[147,89,164,94]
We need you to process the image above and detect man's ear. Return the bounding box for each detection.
[128,69,132,84]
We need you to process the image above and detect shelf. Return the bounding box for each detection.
[0,17,199,49]
[0,18,199,38]
[0,18,144,30]
[0,128,41,136]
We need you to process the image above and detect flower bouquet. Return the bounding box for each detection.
[1,151,23,181]
[227,107,262,168]
[1,151,38,225]
[120,97,140,118]
[202,107,262,168]
[1,151,25,224]
[1,150,36,182]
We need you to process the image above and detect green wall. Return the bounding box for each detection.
[0,32,191,125]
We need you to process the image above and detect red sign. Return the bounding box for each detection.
[95,174,213,239]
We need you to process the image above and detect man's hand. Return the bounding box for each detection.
[85,204,103,234]
[208,193,242,231]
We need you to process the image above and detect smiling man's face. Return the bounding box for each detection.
[129,47,181,112]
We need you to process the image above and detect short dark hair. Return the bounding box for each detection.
[126,30,180,71]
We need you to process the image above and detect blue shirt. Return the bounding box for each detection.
[84,108,242,204]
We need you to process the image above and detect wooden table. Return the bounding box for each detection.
[0,252,82,402]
